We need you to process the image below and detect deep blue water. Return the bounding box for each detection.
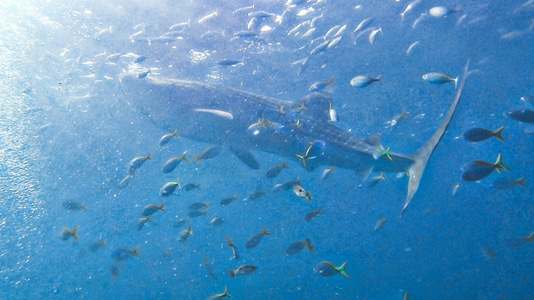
[1,0,533,299]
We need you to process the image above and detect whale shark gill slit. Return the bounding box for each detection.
[120,60,470,217]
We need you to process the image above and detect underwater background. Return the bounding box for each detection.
[1,0,533,299]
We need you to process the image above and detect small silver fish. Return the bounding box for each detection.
[179,225,193,242]
[194,108,233,120]
[285,238,314,255]
[210,217,225,226]
[194,146,222,164]
[406,41,420,56]
[160,180,181,196]
[137,216,153,231]
[321,168,335,180]
[188,201,209,210]
[266,162,289,178]
[220,195,238,206]
[246,227,271,249]
[305,208,321,222]
[369,28,382,44]
[183,183,201,191]
[229,265,257,278]
[400,0,422,21]
[309,77,334,92]
[62,201,86,211]
[159,129,179,146]
[118,174,133,189]
[198,11,218,24]
[422,73,458,88]
[162,151,190,173]
[309,40,330,55]
[245,190,267,201]
[374,217,387,231]
[350,75,381,88]
[141,202,165,216]
[226,236,240,260]
[217,59,243,66]
[429,6,458,18]
[61,226,80,241]
[328,102,339,122]
[353,17,375,33]
[128,153,151,174]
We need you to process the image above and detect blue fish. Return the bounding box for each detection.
[313,261,349,278]
[492,177,525,190]
[506,109,534,123]
[111,246,140,261]
[461,153,510,182]
[463,126,504,142]
[120,61,471,216]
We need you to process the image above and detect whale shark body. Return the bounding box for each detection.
[121,60,470,216]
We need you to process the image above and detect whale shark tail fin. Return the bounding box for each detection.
[401,59,470,217]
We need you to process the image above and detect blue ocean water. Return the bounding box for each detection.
[1,0,533,299]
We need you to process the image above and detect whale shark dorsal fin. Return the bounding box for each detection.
[365,134,384,159]
[295,92,332,119]
[365,133,382,147]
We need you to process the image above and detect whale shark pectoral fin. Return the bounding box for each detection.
[230,146,260,169]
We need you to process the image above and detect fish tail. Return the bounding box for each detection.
[72,226,80,241]
[194,155,201,164]
[160,201,166,212]
[493,126,505,142]
[403,59,470,217]
[516,177,526,187]
[493,153,510,173]
[263,227,272,236]
[336,262,350,279]
[133,246,141,257]
[182,151,191,162]
[223,286,231,297]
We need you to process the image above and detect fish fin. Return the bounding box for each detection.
[356,166,374,180]
[366,134,386,160]
[230,146,260,169]
[493,153,510,173]
[365,133,382,148]
[403,59,470,217]
[493,126,505,142]
[336,262,350,279]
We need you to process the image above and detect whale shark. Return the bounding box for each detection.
[120,60,470,217]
